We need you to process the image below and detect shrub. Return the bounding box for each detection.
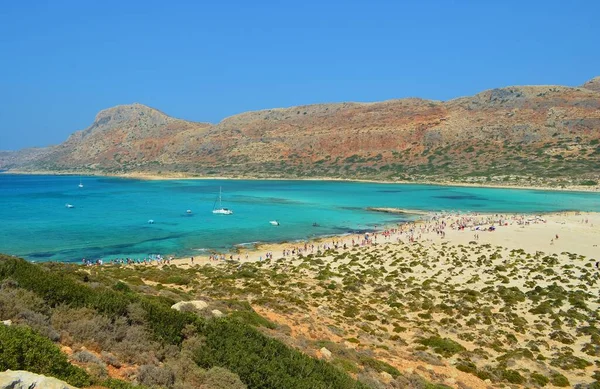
[358,355,401,377]
[137,364,176,388]
[417,336,465,357]
[0,324,91,387]
[550,352,592,370]
[194,318,367,388]
[202,366,247,389]
[72,349,104,365]
[501,369,524,384]
[549,372,570,387]
[530,372,549,386]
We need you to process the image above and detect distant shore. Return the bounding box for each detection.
[3,169,600,193]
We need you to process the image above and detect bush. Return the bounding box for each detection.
[549,372,570,387]
[202,366,247,389]
[195,318,367,388]
[137,364,176,388]
[501,369,524,384]
[0,324,91,387]
[417,336,465,357]
[530,372,549,386]
[72,349,104,365]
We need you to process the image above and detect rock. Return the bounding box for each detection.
[319,347,332,360]
[1,319,12,326]
[0,370,78,389]
[380,371,393,383]
[171,300,208,311]
[211,309,223,318]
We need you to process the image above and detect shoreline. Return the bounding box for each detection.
[121,210,599,269]
[3,169,600,193]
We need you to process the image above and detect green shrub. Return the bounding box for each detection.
[550,372,570,387]
[417,336,465,357]
[358,355,401,377]
[550,352,592,370]
[202,366,247,389]
[530,372,549,386]
[195,318,366,388]
[501,369,525,384]
[0,324,91,387]
[229,310,277,329]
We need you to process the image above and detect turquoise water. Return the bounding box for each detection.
[1,174,599,262]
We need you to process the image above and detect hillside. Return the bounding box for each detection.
[2,78,600,186]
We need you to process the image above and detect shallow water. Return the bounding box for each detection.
[1,174,599,262]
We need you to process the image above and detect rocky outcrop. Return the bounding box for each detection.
[3,77,600,183]
[171,300,208,311]
[0,370,77,389]
[582,76,600,92]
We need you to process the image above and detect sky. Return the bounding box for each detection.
[0,0,598,150]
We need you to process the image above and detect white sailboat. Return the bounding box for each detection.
[78,178,83,188]
[212,187,233,215]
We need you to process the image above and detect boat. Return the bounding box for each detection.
[148,219,155,224]
[212,187,233,215]
[186,210,192,214]
[78,178,83,188]
[65,203,74,208]
[269,220,280,226]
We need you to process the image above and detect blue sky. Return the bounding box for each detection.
[0,0,598,150]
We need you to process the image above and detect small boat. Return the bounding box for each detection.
[148,219,155,224]
[212,187,233,215]
[312,222,319,227]
[65,203,74,208]
[78,178,83,188]
[186,210,192,214]
[269,220,280,226]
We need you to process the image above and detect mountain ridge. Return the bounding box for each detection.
[2,77,599,187]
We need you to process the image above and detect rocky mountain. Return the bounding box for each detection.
[2,78,600,186]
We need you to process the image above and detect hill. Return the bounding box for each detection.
[2,78,600,187]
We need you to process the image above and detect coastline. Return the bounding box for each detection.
[162,210,599,269]
[3,169,600,193]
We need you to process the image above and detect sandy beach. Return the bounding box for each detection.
[4,170,600,192]
[167,210,599,268]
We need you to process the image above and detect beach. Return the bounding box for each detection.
[167,210,599,268]
[4,170,600,192]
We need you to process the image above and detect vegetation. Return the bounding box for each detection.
[0,325,91,387]
[0,255,366,389]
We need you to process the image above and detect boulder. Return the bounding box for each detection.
[211,309,224,318]
[171,300,208,311]
[0,370,78,389]
[319,347,332,360]
[380,371,393,383]
[1,319,12,326]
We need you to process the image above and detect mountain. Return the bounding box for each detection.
[2,78,600,186]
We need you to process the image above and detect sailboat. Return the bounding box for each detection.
[212,187,233,215]
[78,178,83,188]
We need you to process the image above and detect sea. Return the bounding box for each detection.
[1,174,599,263]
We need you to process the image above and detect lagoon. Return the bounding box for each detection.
[1,174,599,262]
